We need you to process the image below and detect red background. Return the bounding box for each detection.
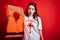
[0,0,60,40]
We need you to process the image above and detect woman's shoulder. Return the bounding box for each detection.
[24,15,28,18]
[24,15,28,20]
[37,16,41,20]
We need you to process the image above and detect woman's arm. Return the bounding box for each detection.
[38,17,44,40]
[39,30,44,40]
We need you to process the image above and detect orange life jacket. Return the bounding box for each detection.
[5,5,24,33]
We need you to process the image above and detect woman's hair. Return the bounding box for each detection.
[25,2,39,20]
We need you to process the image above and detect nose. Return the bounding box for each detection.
[30,9,32,14]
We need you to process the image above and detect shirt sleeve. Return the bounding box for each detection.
[37,17,42,30]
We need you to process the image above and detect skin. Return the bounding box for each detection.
[28,5,35,16]
[28,5,44,40]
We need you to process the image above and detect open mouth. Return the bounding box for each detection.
[30,13,32,14]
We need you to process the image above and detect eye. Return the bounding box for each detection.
[28,7,31,10]
[32,8,35,10]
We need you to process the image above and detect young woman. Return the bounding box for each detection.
[24,2,44,40]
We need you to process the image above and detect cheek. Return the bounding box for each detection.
[28,10,30,13]
[32,10,35,14]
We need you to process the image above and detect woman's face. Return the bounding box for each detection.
[28,5,35,16]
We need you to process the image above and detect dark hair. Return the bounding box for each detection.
[25,2,39,20]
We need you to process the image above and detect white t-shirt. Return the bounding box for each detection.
[24,16,42,40]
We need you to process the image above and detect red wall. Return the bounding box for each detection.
[0,0,60,40]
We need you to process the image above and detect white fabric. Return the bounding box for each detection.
[24,16,42,40]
